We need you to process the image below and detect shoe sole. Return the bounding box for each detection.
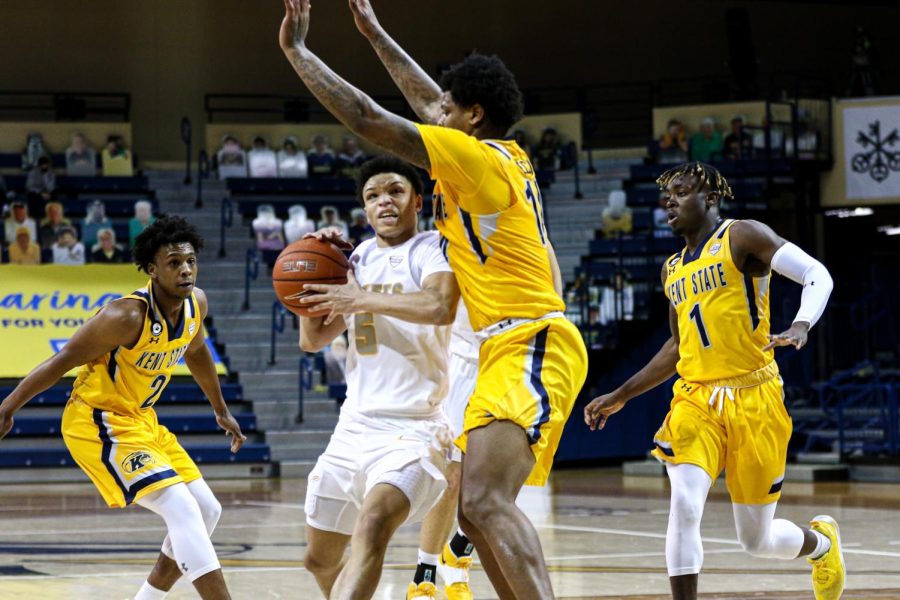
[812,514,846,594]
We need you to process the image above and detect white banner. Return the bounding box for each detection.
[843,104,900,200]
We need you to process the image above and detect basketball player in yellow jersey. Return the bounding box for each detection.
[0,216,246,600]
[585,162,843,600]
[279,2,587,597]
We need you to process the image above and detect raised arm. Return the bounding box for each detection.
[349,0,442,124]
[279,0,430,170]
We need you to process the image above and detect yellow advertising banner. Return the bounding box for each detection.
[0,265,227,379]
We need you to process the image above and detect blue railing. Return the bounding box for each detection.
[181,116,192,185]
[269,300,288,365]
[243,248,261,311]
[297,355,314,423]
[195,149,209,208]
[219,196,234,258]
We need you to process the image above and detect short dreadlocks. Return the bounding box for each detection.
[656,162,734,202]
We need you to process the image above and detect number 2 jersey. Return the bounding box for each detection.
[70,281,201,419]
[343,231,453,419]
[664,218,773,382]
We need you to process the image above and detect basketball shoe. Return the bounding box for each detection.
[438,543,473,600]
[808,515,845,600]
[406,581,437,599]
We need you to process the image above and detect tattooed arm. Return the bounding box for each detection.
[279,0,431,170]
[348,0,442,124]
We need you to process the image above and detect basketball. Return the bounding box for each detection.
[272,238,350,317]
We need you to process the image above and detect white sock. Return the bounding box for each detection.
[809,530,832,560]
[134,581,168,600]
[417,549,440,566]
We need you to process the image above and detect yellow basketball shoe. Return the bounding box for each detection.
[439,544,473,600]
[808,515,845,600]
[406,581,437,599]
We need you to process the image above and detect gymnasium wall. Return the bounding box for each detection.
[1,1,897,160]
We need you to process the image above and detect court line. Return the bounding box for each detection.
[0,521,302,538]
[544,548,745,561]
[536,523,740,545]
[235,500,305,510]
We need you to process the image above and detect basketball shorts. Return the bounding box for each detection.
[457,316,588,487]
[651,362,792,504]
[444,352,479,462]
[305,410,450,536]
[62,397,201,508]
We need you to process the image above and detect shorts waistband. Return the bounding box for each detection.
[476,311,566,341]
[700,362,780,389]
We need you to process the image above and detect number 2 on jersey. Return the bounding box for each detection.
[141,374,168,409]
[689,303,712,348]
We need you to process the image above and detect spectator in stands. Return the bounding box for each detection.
[347,207,373,246]
[277,136,308,178]
[248,136,278,177]
[129,200,155,246]
[316,205,349,238]
[252,204,286,251]
[323,335,348,384]
[38,201,71,249]
[102,135,134,176]
[658,119,689,163]
[601,190,633,238]
[26,156,56,204]
[335,136,366,179]
[284,204,316,243]
[307,134,336,177]
[513,129,531,157]
[90,227,127,263]
[80,199,111,250]
[4,201,37,243]
[65,133,97,176]
[8,225,41,265]
[217,135,248,179]
[689,117,723,162]
[534,127,561,171]
[52,226,85,265]
[652,194,674,238]
[723,116,753,160]
[22,133,48,171]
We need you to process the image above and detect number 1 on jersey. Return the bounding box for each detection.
[689,303,712,348]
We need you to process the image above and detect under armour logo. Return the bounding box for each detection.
[181,562,188,572]
[681,383,693,392]
[148,336,160,345]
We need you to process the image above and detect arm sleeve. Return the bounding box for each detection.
[770,242,833,328]
[412,233,453,286]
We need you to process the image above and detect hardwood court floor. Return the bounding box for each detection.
[0,468,899,599]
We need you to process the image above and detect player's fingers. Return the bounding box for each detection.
[598,415,608,431]
[303,283,333,292]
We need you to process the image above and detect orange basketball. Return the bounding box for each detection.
[272,238,350,317]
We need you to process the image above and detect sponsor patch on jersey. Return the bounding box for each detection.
[668,255,681,267]
[151,322,163,336]
[389,256,403,268]
[709,242,722,256]
[122,451,156,474]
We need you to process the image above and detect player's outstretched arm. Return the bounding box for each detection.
[0,300,144,439]
[279,0,431,170]
[584,264,680,431]
[348,0,442,124]
[184,288,246,453]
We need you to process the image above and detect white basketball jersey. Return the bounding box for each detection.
[343,232,453,418]
[449,300,479,363]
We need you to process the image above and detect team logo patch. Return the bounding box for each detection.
[188,322,196,335]
[122,451,156,474]
[151,322,163,336]
[389,256,403,268]
[668,255,681,267]
[709,242,722,256]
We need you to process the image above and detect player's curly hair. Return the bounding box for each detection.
[656,161,734,201]
[356,156,424,205]
[440,53,524,132]
[132,215,205,273]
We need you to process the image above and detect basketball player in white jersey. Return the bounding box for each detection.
[297,156,460,600]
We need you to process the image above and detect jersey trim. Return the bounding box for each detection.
[459,208,488,264]
[484,141,512,160]
[743,274,760,330]
[682,219,725,266]
[107,347,120,382]
[525,326,551,444]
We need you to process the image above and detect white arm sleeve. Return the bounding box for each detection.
[770,242,833,328]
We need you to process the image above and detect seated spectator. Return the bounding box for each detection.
[8,226,41,265]
[284,204,316,243]
[217,135,248,179]
[80,199,112,250]
[102,135,134,176]
[129,200,155,246]
[66,133,97,176]
[533,128,561,171]
[659,119,689,163]
[38,201,71,249]
[22,133,48,171]
[512,129,531,157]
[689,118,723,162]
[335,137,366,178]
[316,205,349,238]
[652,194,674,238]
[248,136,278,177]
[90,227,127,263]
[277,136,308,178]
[253,204,286,251]
[4,201,37,243]
[307,135,336,178]
[722,116,753,160]
[601,190,633,238]
[347,208,373,246]
[52,226,85,265]
[26,156,56,204]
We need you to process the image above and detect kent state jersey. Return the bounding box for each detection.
[70,282,202,419]
[664,219,773,382]
[416,124,564,332]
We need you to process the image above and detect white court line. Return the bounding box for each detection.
[843,548,900,558]
[235,500,305,510]
[537,523,741,545]
[0,521,302,538]
[544,548,744,562]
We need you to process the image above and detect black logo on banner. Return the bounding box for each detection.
[851,120,900,183]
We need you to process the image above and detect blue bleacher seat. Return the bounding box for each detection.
[0,382,243,407]
[9,414,256,436]
[0,443,270,468]
[227,177,356,196]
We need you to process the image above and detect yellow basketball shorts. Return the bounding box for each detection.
[62,397,201,508]
[457,317,588,486]
[651,362,792,504]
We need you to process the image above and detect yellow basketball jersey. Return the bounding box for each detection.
[417,124,564,331]
[664,219,773,382]
[71,281,201,419]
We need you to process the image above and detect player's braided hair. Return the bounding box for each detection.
[132,215,204,273]
[656,161,734,201]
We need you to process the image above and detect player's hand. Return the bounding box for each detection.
[348,0,382,39]
[301,268,364,325]
[584,392,626,431]
[0,408,14,440]
[279,0,311,53]
[763,321,809,351]
[216,411,247,453]
[303,227,354,250]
